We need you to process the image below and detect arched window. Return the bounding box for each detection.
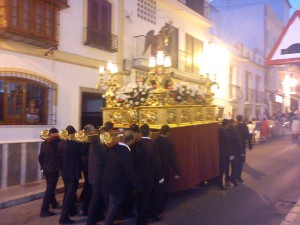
[0,71,57,125]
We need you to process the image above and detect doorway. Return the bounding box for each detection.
[81,92,105,129]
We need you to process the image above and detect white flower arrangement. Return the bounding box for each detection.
[169,82,205,104]
[114,82,151,107]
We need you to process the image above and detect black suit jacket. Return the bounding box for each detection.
[135,138,163,186]
[38,137,60,175]
[228,126,243,157]
[219,127,232,158]
[103,143,139,198]
[88,141,107,186]
[236,122,250,155]
[156,136,180,177]
[58,140,84,181]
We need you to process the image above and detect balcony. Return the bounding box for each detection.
[229,84,242,101]
[49,0,69,9]
[245,88,266,104]
[177,0,211,19]
[0,0,69,48]
[132,35,201,78]
[85,28,118,53]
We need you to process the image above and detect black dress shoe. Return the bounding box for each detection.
[230,179,238,186]
[96,214,105,222]
[218,185,227,190]
[51,202,61,209]
[59,219,75,224]
[237,178,244,182]
[119,212,135,219]
[151,215,163,221]
[69,210,78,216]
[40,211,56,217]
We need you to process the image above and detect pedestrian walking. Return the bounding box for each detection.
[79,124,94,216]
[261,118,269,142]
[247,120,255,149]
[58,125,84,224]
[154,125,180,210]
[39,127,60,217]
[86,126,107,225]
[217,119,232,190]
[226,119,242,186]
[135,124,164,225]
[102,130,141,225]
[235,115,250,182]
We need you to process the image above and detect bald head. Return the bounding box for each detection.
[122,130,134,144]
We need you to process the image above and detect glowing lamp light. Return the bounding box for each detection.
[164,56,172,67]
[288,78,298,87]
[111,64,118,74]
[98,66,105,75]
[107,60,113,71]
[149,57,156,68]
[156,51,165,66]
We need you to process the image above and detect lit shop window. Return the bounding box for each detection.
[0,72,57,125]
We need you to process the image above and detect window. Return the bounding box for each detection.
[0,72,57,125]
[167,26,179,69]
[137,0,156,24]
[245,71,252,101]
[86,0,118,52]
[185,34,203,74]
[0,0,68,48]
[184,0,205,17]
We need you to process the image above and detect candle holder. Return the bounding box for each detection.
[96,61,120,107]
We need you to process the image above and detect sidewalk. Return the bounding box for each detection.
[281,199,300,225]
[0,178,65,210]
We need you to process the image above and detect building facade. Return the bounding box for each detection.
[211,0,292,118]
[0,0,292,187]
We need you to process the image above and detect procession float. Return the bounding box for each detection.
[40,23,221,193]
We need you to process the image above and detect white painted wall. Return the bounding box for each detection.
[0,50,99,142]
[59,0,118,63]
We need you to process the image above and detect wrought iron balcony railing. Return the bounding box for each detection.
[133,35,201,75]
[177,0,211,19]
[229,84,242,101]
[85,28,118,52]
[245,88,266,104]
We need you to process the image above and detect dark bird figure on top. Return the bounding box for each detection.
[143,22,173,56]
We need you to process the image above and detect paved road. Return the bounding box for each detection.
[1,136,300,225]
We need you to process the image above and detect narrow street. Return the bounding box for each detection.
[1,135,300,225]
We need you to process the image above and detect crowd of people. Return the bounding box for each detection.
[243,113,293,144]
[38,122,180,225]
[217,112,298,190]
[217,115,250,190]
[38,112,296,224]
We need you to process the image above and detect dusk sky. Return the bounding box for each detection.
[290,0,300,16]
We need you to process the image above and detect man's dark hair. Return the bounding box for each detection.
[236,115,243,122]
[129,124,139,133]
[49,127,58,134]
[140,124,150,137]
[104,121,114,131]
[122,130,134,143]
[66,125,76,134]
[221,119,229,127]
[83,124,95,132]
[160,125,170,135]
